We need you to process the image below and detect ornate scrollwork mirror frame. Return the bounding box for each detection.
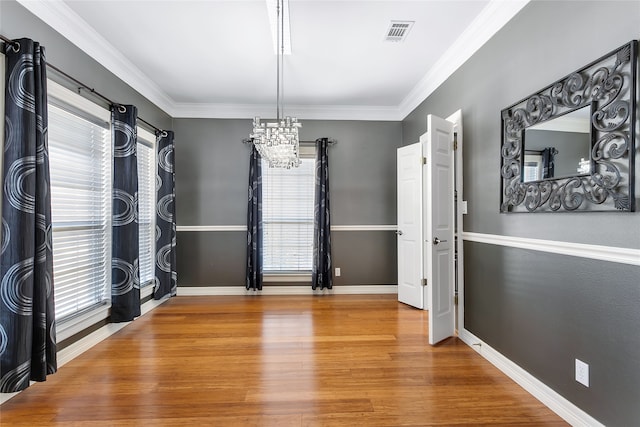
[500,40,638,213]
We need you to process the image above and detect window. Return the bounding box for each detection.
[48,81,112,322]
[523,154,542,181]
[261,146,316,273]
[137,129,156,287]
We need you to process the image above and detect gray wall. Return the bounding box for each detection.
[0,0,172,131]
[5,0,639,423]
[402,1,639,425]
[174,118,401,287]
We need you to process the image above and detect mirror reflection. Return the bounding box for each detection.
[522,106,591,182]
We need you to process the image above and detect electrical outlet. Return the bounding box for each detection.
[335,267,341,277]
[575,359,589,387]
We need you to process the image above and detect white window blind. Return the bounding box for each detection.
[48,94,112,322]
[137,129,156,287]
[262,149,315,272]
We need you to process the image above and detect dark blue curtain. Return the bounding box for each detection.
[541,147,557,179]
[312,138,332,290]
[0,38,57,392]
[246,145,263,291]
[154,130,177,300]
[110,105,140,322]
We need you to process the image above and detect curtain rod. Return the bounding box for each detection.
[1,35,162,134]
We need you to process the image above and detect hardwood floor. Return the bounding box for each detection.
[1,295,567,426]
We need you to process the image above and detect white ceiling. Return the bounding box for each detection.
[19,0,529,120]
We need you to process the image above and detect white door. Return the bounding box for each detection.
[423,114,455,345]
[396,142,423,309]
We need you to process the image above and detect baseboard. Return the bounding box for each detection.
[0,296,170,406]
[458,328,604,427]
[57,296,167,367]
[177,285,398,296]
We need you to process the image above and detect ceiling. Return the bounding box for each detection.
[19,0,529,120]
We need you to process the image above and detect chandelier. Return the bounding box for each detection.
[250,0,301,169]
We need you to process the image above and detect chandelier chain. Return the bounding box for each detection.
[250,0,301,169]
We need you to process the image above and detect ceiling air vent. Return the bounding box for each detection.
[384,21,414,42]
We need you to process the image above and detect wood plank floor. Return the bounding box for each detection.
[1,295,567,426]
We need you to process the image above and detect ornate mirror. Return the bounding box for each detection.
[500,41,637,213]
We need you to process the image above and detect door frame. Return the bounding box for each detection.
[445,109,464,334]
[395,109,464,333]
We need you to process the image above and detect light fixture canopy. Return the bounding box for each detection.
[250,0,301,168]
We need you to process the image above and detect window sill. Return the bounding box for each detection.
[57,303,111,342]
[263,273,311,282]
[57,285,156,342]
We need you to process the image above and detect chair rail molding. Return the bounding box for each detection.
[462,231,640,266]
[177,225,398,232]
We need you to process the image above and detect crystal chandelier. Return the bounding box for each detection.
[250,0,301,169]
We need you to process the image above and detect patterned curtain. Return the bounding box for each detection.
[541,147,557,179]
[312,138,332,290]
[246,145,263,291]
[154,130,177,300]
[111,105,140,322]
[0,38,57,392]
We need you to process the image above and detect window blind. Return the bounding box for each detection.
[262,154,315,272]
[48,102,112,321]
[137,130,156,287]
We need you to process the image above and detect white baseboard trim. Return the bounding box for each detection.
[0,391,19,405]
[57,296,167,367]
[458,328,604,427]
[462,231,640,266]
[56,285,156,343]
[0,295,170,406]
[177,285,398,296]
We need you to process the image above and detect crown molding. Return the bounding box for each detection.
[398,0,530,118]
[19,0,528,121]
[16,0,175,115]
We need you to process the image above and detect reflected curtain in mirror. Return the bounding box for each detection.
[541,147,557,180]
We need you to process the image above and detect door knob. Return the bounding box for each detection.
[433,237,447,245]
[396,230,403,236]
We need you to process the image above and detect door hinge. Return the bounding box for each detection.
[454,294,459,305]
[453,132,458,151]
[422,157,427,165]
[421,278,427,286]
